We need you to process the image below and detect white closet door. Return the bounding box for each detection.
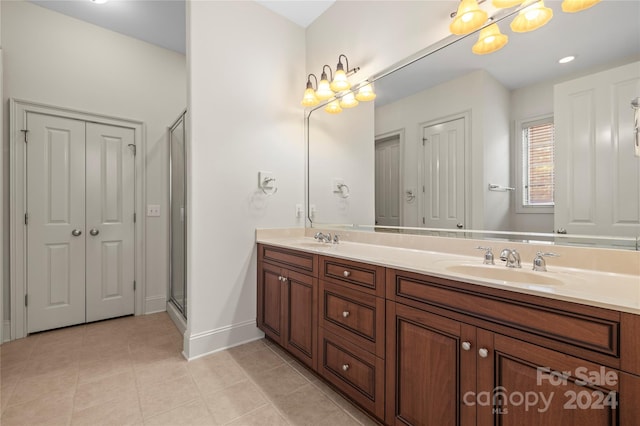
[421,118,466,229]
[26,113,86,333]
[85,123,136,322]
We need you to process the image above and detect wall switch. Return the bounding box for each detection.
[295,204,304,218]
[147,204,161,217]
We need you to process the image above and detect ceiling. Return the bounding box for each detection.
[28,0,334,55]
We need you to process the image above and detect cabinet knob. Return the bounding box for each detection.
[478,348,489,358]
[278,276,283,281]
[461,341,471,351]
[343,270,351,277]
[281,277,287,283]
[342,364,350,372]
[342,311,350,318]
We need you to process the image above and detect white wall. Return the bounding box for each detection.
[186,0,305,358]
[2,1,186,324]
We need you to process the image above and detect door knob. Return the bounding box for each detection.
[89,228,100,236]
[71,229,82,237]
[456,223,464,229]
[557,228,567,234]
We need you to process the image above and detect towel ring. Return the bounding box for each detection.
[336,183,350,198]
[260,177,278,196]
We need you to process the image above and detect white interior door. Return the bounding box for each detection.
[421,117,465,229]
[375,135,401,226]
[85,123,135,322]
[554,61,640,237]
[27,113,86,333]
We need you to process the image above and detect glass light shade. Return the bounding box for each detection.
[355,83,376,102]
[301,88,320,107]
[510,1,553,33]
[316,79,334,100]
[472,24,509,55]
[330,69,351,92]
[492,0,522,7]
[449,0,488,35]
[339,92,359,109]
[324,100,343,114]
[561,0,600,13]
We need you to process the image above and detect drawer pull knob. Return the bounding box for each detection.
[342,311,350,318]
[462,341,471,351]
[343,270,351,277]
[342,364,350,371]
[478,348,489,358]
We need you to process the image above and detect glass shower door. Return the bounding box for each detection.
[169,112,187,317]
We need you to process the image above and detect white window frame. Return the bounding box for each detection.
[515,114,555,214]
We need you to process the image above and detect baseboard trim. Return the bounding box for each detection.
[185,319,264,360]
[166,301,187,335]
[3,320,10,343]
[145,295,167,314]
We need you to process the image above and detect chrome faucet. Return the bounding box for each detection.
[333,234,340,244]
[532,252,559,272]
[314,232,332,243]
[499,248,521,268]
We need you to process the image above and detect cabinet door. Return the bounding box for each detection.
[477,331,621,426]
[283,269,317,370]
[257,262,285,344]
[386,301,476,426]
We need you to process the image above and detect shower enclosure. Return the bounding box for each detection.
[169,111,187,317]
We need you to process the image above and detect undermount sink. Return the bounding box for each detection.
[445,264,564,286]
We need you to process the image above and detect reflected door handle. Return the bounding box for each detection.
[71,229,82,237]
[456,223,464,229]
[89,228,100,236]
[556,228,567,234]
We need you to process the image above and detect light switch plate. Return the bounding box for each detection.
[147,204,161,217]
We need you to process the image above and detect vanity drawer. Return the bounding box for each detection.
[259,244,318,276]
[319,280,385,356]
[387,268,621,364]
[320,256,385,297]
[318,328,385,420]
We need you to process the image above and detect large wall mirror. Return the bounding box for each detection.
[308,0,640,249]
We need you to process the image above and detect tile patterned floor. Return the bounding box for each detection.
[0,313,380,426]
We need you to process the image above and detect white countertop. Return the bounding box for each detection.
[257,235,640,315]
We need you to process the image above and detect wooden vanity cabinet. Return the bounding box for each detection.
[257,244,318,370]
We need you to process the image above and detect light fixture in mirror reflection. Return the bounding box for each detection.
[307,0,640,250]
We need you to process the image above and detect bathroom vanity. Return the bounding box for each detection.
[256,230,640,425]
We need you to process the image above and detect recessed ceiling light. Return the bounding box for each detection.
[91,0,109,4]
[559,56,576,64]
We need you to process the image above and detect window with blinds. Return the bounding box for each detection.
[522,119,554,207]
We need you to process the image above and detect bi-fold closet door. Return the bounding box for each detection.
[26,112,135,333]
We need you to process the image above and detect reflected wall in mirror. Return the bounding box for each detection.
[308,0,640,249]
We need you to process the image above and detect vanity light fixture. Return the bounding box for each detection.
[450,0,488,35]
[558,55,576,64]
[90,0,109,4]
[300,74,320,107]
[492,0,523,8]
[510,0,553,33]
[339,92,359,109]
[324,100,343,114]
[561,0,600,13]
[355,83,377,102]
[472,23,509,55]
[330,54,354,92]
[316,65,335,100]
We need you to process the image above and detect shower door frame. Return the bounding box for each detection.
[169,110,187,319]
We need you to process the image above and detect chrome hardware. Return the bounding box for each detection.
[556,228,567,234]
[342,364,350,371]
[342,311,350,318]
[532,252,560,272]
[456,223,464,229]
[343,270,351,278]
[476,246,494,265]
[333,234,340,244]
[89,228,99,236]
[71,229,82,237]
[462,341,472,351]
[499,248,521,268]
[314,232,332,243]
[478,348,489,358]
